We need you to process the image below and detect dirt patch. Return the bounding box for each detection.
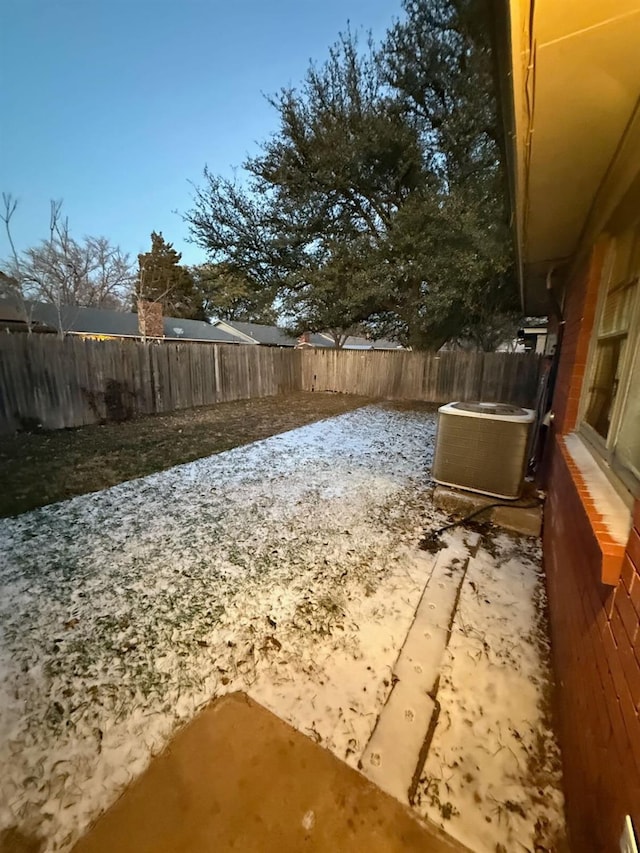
[0,393,372,517]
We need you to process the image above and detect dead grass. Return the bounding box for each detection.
[0,392,372,518]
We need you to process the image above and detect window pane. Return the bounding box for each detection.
[601,282,636,335]
[583,227,639,445]
[615,345,640,481]
[585,338,624,438]
[609,229,635,286]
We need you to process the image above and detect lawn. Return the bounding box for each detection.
[0,404,565,853]
[0,392,372,517]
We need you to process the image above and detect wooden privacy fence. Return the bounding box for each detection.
[0,335,541,433]
[0,336,301,432]
[300,348,541,409]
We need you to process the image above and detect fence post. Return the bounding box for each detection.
[213,345,221,402]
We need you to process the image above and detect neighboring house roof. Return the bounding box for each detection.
[308,332,339,347]
[0,300,405,349]
[161,317,241,344]
[340,335,404,350]
[213,320,298,347]
[214,320,403,350]
[0,299,242,344]
[298,332,348,348]
[0,299,57,334]
[44,303,140,336]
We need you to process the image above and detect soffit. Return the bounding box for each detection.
[523,1,640,268]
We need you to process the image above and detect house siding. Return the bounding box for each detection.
[543,246,640,851]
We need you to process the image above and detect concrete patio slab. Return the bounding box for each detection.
[433,484,542,536]
[71,693,470,853]
[362,680,437,802]
[361,539,472,803]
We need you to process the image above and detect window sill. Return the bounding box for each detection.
[559,434,632,585]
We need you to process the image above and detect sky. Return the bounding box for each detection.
[0,0,404,268]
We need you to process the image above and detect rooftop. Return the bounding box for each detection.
[0,300,242,344]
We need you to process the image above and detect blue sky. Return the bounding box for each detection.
[0,0,403,268]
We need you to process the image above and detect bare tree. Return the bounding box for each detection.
[20,218,134,309]
[1,195,135,334]
[1,192,39,330]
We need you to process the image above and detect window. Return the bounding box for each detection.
[615,342,640,483]
[581,225,640,499]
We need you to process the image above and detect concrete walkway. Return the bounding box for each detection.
[361,535,476,803]
[73,693,469,853]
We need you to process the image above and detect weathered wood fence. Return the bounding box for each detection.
[0,335,541,433]
[0,337,301,432]
[301,348,540,408]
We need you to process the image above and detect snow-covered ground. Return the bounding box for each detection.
[0,405,441,850]
[0,403,565,852]
[414,534,566,852]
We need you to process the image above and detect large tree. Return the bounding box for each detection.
[280,243,389,347]
[188,33,430,343]
[186,1,519,350]
[382,0,519,347]
[190,262,277,323]
[135,232,204,319]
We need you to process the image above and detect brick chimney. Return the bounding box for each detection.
[137,300,163,339]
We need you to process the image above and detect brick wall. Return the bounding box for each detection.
[545,449,640,850]
[544,243,640,851]
[137,300,163,339]
[553,241,605,434]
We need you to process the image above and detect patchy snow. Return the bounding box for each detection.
[0,404,565,853]
[413,532,566,852]
[360,534,472,802]
[0,405,443,851]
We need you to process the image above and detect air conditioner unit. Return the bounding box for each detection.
[432,402,535,500]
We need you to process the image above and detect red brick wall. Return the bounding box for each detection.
[544,242,640,851]
[553,241,605,434]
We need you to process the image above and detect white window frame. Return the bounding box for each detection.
[578,232,640,507]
